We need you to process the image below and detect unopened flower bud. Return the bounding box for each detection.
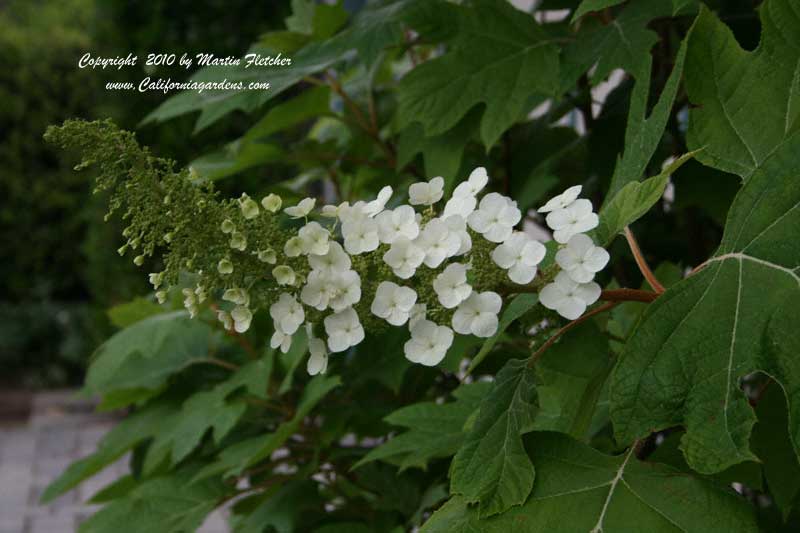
[218,258,233,275]
[134,255,145,266]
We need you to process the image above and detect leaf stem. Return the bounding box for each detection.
[527,301,619,368]
[624,226,665,293]
[600,288,659,303]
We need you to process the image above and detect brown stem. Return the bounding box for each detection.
[528,301,619,367]
[201,357,239,371]
[600,288,659,303]
[624,227,665,293]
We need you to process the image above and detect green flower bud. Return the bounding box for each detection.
[133,255,145,266]
[257,248,277,264]
[230,231,247,251]
[117,244,128,256]
[261,193,282,213]
[239,194,260,220]
[218,258,234,275]
[221,219,235,234]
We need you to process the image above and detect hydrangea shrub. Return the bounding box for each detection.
[40,0,800,531]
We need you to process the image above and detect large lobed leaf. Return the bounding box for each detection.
[422,432,758,532]
[685,3,800,180]
[610,132,800,474]
[450,358,539,517]
[397,0,560,149]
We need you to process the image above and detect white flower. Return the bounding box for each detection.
[231,306,253,333]
[257,248,277,264]
[222,287,249,306]
[220,219,235,234]
[545,199,599,244]
[301,269,360,312]
[270,293,305,335]
[452,291,502,338]
[363,186,393,217]
[555,234,610,283]
[371,281,417,326]
[383,237,425,279]
[284,197,315,218]
[239,194,260,219]
[537,185,582,213]
[376,205,420,244]
[308,241,351,274]
[230,231,247,251]
[261,193,282,213]
[324,307,365,353]
[453,167,489,198]
[409,177,444,206]
[417,218,461,268]
[443,195,477,219]
[298,221,330,256]
[321,203,342,218]
[404,319,453,366]
[217,310,233,331]
[467,192,521,243]
[409,303,427,330]
[273,265,296,286]
[433,263,472,309]
[539,271,601,320]
[284,236,304,257]
[342,215,379,255]
[444,215,471,255]
[194,285,207,303]
[149,272,163,289]
[156,290,168,304]
[491,232,547,284]
[271,330,292,353]
[307,330,328,375]
[218,258,233,275]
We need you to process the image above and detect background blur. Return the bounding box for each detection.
[0,0,297,389]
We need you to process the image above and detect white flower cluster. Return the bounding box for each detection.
[163,170,611,376]
[537,186,609,320]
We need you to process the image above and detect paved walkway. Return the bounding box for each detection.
[0,391,227,533]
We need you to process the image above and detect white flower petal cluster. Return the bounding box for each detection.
[376,205,419,244]
[443,167,488,218]
[409,177,444,206]
[404,319,453,366]
[539,271,601,320]
[555,234,610,283]
[492,231,547,284]
[452,291,502,338]
[468,192,521,243]
[284,197,315,218]
[371,281,417,326]
[433,263,472,308]
[301,242,361,312]
[190,170,614,376]
[324,307,365,353]
[545,198,598,244]
[269,293,304,352]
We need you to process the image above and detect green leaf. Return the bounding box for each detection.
[604,36,688,198]
[84,311,216,401]
[232,481,324,533]
[422,432,759,532]
[107,298,163,328]
[759,307,800,517]
[451,359,538,517]
[353,382,490,471]
[467,294,538,374]
[609,134,800,474]
[685,4,800,180]
[195,375,340,480]
[595,151,696,245]
[41,403,177,503]
[561,0,695,90]
[398,0,560,149]
[396,118,474,185]
[190,139,284,181]
[243,86,331,142]
[79,470,228,533]
[571,0,626,22]
[533,322,612,439]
